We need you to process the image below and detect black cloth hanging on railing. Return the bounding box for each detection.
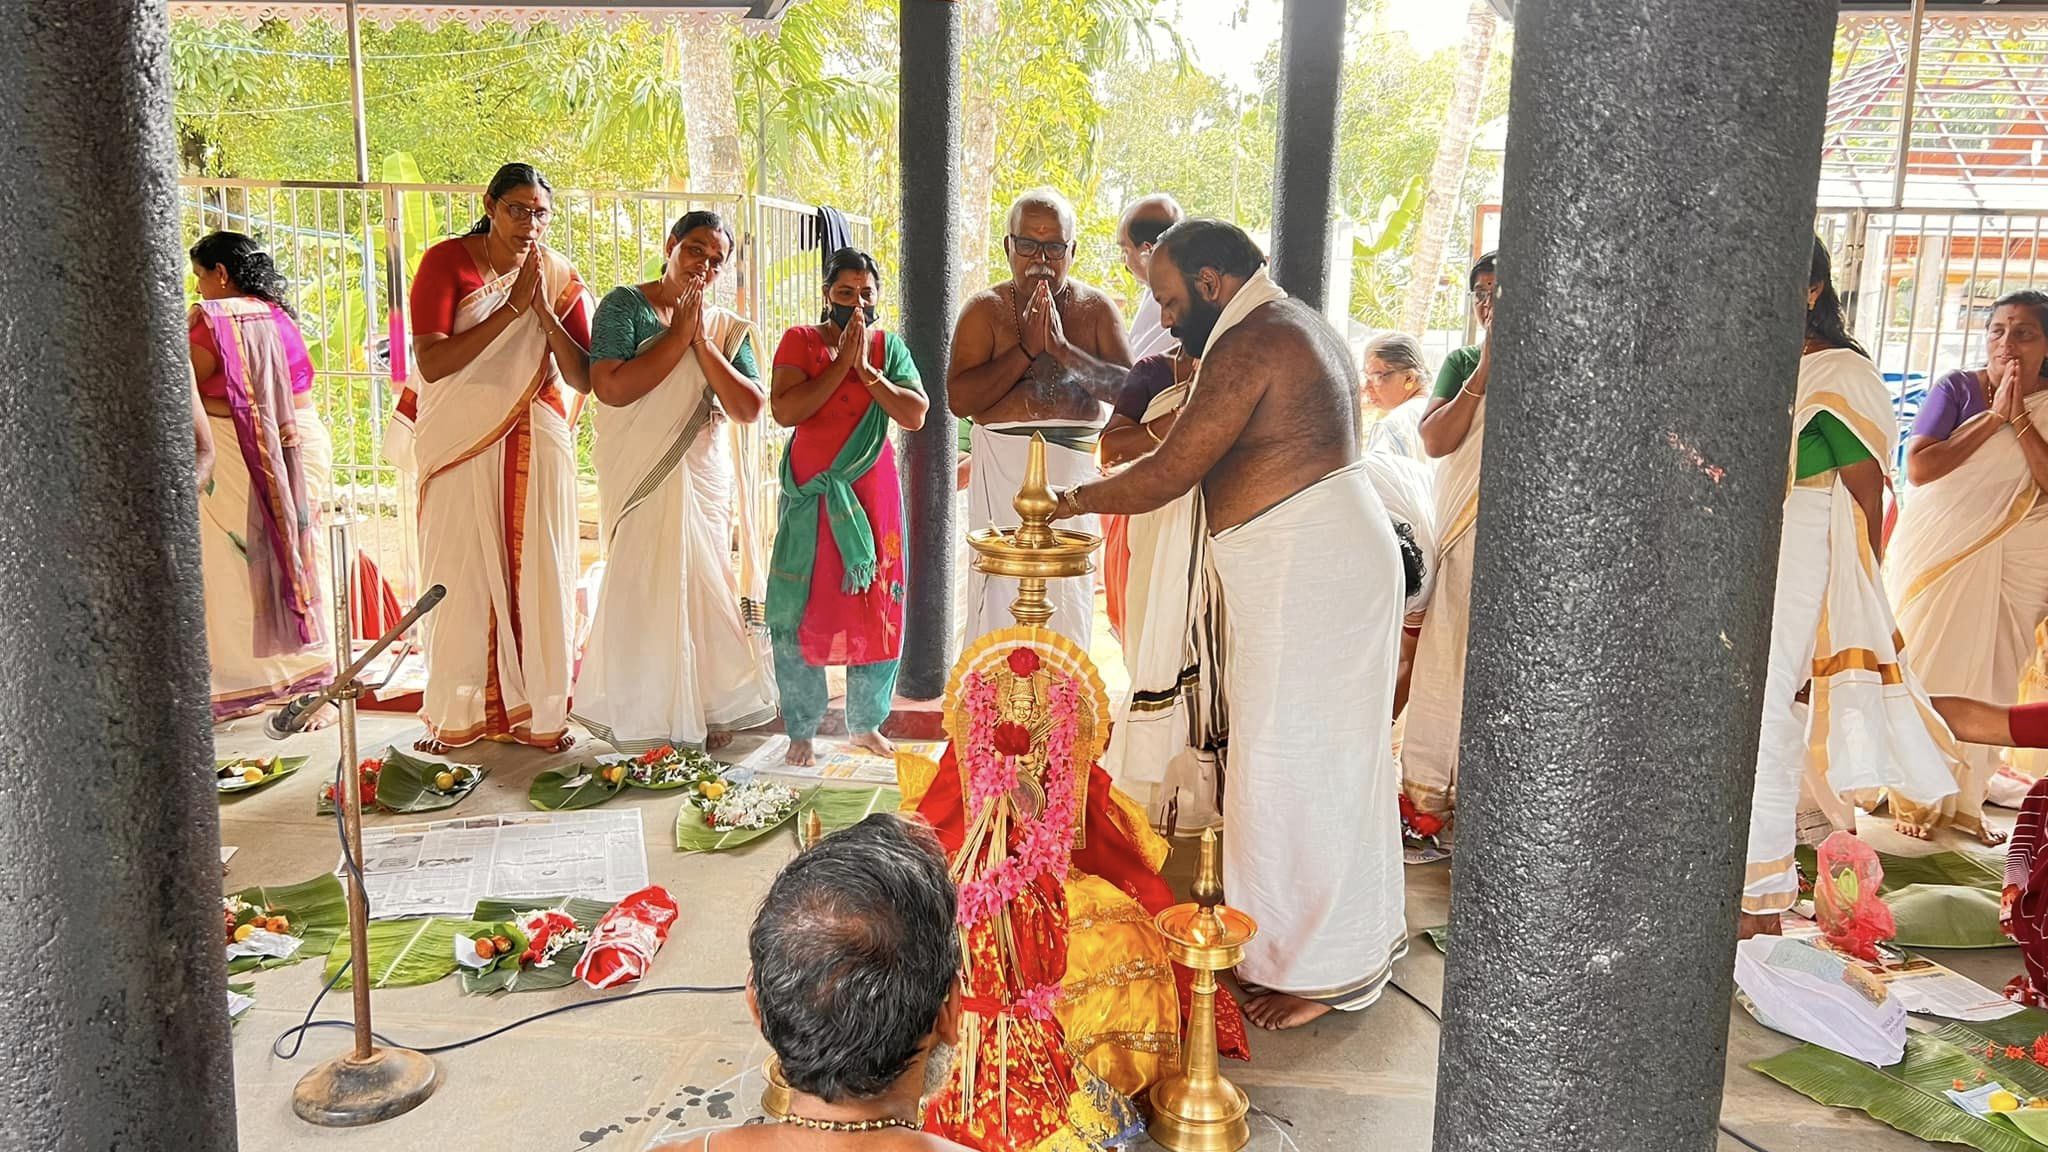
[813,205,853,280]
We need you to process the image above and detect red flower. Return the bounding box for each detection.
[1007,648,1040,677]
[639,746,673,765]
[2032,1035,2048,1067]
[2008,1045,2027,1061]
[1399,794,1444,839]
[993,722,1033,758]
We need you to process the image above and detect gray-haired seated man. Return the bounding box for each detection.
[659,814,967,1152]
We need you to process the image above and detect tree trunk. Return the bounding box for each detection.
[672,13,746,196]
[956,0,1001,293]
[1398,1,1497,336]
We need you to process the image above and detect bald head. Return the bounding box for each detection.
[1119,193,1184,282]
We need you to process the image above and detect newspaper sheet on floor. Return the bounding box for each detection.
[730,735,944,785]
[1781,922,2022,1022]
[345,810,649,920]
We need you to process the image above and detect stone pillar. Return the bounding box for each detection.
[896,0,963,700]
[0,2,238,1150]
[1432,3,1839,1151]
[1270,0,1346,311]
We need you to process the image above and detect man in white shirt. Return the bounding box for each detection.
[1118,194,1184,360]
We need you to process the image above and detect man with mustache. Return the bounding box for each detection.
[948,188,1134,650]
[1053,219,1408,1032]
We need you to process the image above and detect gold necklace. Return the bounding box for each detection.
[780,1113,919,1133]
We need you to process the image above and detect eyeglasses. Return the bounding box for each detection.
[1471,288,1496,304]
[1009,235,1072,261]
[501,204,552,225]
[1363,369,1413,383]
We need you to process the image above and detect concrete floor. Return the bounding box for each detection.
[214,702,2014,1152]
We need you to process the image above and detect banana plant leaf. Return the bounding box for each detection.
[326,917,488,990]
[1891,884,2011,950]
[226,873,347,974]
[1750,1032,2048,1152]
[1941,1008,2048,1049]
[1798,844,2006,892]
[1424,926,1450,954]
[318,748,484,816]
[459,896,616,994]
[528,766,627,811]
[217,755,308,798]
[675,785,807,854]
[803,785,903,836]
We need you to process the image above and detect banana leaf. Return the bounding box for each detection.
[528,766,626,812]
[1424,926,1450,954]
[318,748,484,816]
[1891,883,2011,950]
[226,873,347,974]
[217,755,308,798]
[459,896,616,994]
[1750,1033,2048,1152]
[1942,1008,2048,1049]
[675,784,807,854]
[803,785,903,836]
[1798,844,2006,892]
[325,917,487,990]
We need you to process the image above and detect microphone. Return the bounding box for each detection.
[266,584,447,740]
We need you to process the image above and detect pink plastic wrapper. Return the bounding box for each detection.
[575,885,680,989]
[1814,830,1895,962]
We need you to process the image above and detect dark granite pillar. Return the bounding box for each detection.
[1433,2,1840,1150]
[1270,0,1346,311]
[896,0,963,700]
[0,2,237,1150]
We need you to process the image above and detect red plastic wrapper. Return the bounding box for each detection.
[1814,830,1895,963]
[575,885,680,989]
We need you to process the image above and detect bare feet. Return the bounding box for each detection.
[707,731,735,752]
[543,733,577,754]
[1737,911,1784,941]
[301,703,339,732]
[1979,825,2010,848]
[785,739,815,767]
[849,730,896,758]
[414,736,450,754]
[1893,817,1934,841]
[1243,993,1332,1031]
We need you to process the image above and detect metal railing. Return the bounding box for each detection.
[177,178,869,599]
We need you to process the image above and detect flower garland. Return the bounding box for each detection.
[955,647,1083,930]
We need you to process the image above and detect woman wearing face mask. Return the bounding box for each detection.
[187,230,336,725]
[408,162,591,754]
[573,211,777,755]
[1884,289,2048,843]
[763,248,927,767]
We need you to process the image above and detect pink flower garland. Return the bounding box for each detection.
[955,658,1083,931]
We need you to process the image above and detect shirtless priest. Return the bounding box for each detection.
[1053,219,1409,1031]
[949,188,1133,650]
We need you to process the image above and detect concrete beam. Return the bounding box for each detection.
[1270,0,1347,311]
[0,2,238,1149]
[895,0,963,700]
[1432,2,1841,1149]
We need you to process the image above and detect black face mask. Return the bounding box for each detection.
[828,303,878,328]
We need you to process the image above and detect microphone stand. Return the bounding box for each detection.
[293,520,440,1126]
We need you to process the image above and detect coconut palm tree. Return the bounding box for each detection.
[1398,0,1498,336]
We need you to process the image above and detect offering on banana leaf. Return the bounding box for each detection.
[222,895,292,943]
[694,778,801,831]
[621,745,724,790]
[430,764,480,794]
[455,922,529,973]
[216,755,304,793]
[515,910,591,969]
[319,757,383,810]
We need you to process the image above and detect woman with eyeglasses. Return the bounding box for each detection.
[1361,332,1430,463]
[572,210,778,756]
[1403,251,1495,840]
[1884,289,2048,844]
[755,248,927,768]
[188,230,337,725]
[406,162,592,754]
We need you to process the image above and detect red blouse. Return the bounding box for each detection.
[400,238,592,419]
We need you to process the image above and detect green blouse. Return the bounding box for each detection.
[1795,411,1875,479]
[589,285,760,379]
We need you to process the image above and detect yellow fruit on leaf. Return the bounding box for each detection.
[1990,1090,2021,1113]
[435,770,456,791]
[241,767,265,784]
[233,923,257,943]
[473,937,496,961]
[266,916,289,933]
[699,781,726,800]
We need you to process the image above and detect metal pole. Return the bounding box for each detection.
[1270,0,1346,310]
[330,522,373,1061]
[1891,0,1926,211]
[1432,2,1840,1149]
[0,0,237,1144]
[344,0,372,184]
[896,0,963,700]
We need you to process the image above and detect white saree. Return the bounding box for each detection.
[1211,457,1408,1008]
[1402,394,1484,818]
[1886,386,2048,833]
[572,309,778,752]
[414,252,581,749]
[1744,349,1962,914]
